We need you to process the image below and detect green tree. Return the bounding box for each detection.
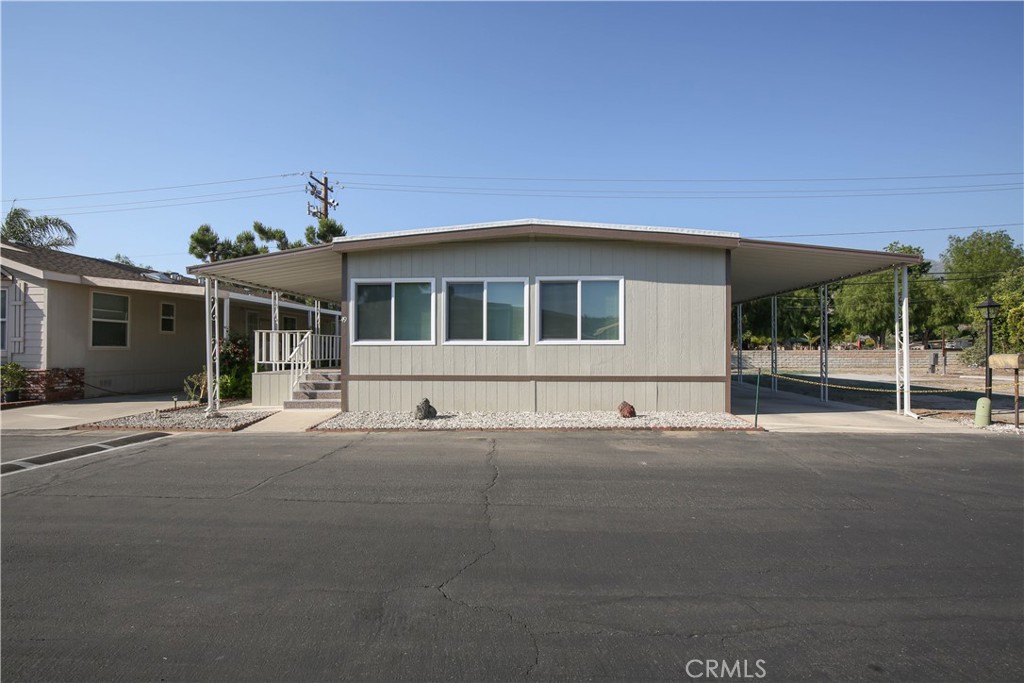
[941,229,1024,322]
[113,253,152,270]
[969,266,1024,354]
[304,217,346,245]
[188,217,346,263]
[831,242,940,344]
[188,224,268,263]
[2,206,77,249]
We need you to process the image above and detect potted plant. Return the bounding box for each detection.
[1,361,29,402]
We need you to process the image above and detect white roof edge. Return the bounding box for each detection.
[332,218,740,244]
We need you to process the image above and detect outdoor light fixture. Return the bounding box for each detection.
[977,297,1002,399]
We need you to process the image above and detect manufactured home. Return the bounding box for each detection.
[188,219,921,413]
[1,241,339,398]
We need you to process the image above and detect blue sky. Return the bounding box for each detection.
[3,1,1022,275]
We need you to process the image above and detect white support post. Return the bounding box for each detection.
[314,301,322,335]
[222,296,231,341]
[271,291,280,332]
[820,284,829,403]
[894,268,903,414]
[204,277,221,416]
[901,266,914,417]
[736,304,743,383]
[770,295,778,392]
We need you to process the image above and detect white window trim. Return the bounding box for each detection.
[535,276,625,345]
[89,290,131,350]
[159,301,176,334]
[350,278,436,346]
[442,277,529,346]
[0,285,8,352]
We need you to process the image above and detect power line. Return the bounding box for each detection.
[39,184,301,212]
[329,170,1024,183]
[50,189,304,217]
[1,172,305,203]
[758,222,1023,238]
[342,185,1021,200]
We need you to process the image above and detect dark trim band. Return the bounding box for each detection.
[343,375,727,383]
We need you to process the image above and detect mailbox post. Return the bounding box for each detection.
[989,353,1022,429]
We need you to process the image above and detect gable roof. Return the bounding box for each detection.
[1,240,198,286]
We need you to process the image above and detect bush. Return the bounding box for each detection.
[219,366,252,399]
[183,371,207,403]
[1,362,28,390]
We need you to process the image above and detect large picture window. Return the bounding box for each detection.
[537,277,623,344]
[352,279,435,344]
[444,278,527,344]
[91,291,130,348]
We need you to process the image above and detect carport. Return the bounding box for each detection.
[186,219,921,415]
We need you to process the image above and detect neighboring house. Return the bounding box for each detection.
[1,241,337,398]
[187,218,922,412]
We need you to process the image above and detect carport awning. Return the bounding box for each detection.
[185,220,921,304]
[731,239,920,303]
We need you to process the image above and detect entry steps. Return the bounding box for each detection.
[283,370,343,410]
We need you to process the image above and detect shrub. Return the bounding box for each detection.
[1,362,28,390]
[183,371,207,403]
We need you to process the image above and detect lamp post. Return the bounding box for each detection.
[977,297,1001,399]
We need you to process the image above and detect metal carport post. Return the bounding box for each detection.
[203,276,221,416]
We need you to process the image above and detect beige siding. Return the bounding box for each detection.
[46,282,206,396]
[346,239,728,412]
[252,370,292,407]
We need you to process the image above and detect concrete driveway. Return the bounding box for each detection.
[0,393,180,431]
[730,381,982,434]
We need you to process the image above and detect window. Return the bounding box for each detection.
[537,277,623,344]
[0,287,7,351]
[245,311,260,338]
[352,279,435,344]
[91,291,129,348]
[443,278,527,344]
[160,302,175,333]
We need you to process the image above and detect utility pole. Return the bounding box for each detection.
[307,172,339,220]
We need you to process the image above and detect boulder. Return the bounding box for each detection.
[415,398,438,420]
[618,401,636,418]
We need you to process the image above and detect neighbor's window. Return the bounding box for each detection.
[538,277,623,343]
[445,278,527,344]
[353,279,434,344]
[0,288,8,351]
[91,291,130,348]
[160,302,175,333]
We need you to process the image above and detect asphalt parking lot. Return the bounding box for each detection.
[2,430,1022,682]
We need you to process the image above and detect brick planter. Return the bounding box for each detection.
[23,368,86,402]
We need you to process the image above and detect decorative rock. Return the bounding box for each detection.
[415,398,438,420]
[618,401,637,418]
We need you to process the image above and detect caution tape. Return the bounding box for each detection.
[739,370,1017,395]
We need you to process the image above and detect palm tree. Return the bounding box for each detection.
[2,206,77,249]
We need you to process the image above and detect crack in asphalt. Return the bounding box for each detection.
[227,431,370,499]
[435,438,540,680]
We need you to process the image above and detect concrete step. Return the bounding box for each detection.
[298,381,342,391]
[291,390,342,400]
[305,372,342,382]
[283,398,341,410]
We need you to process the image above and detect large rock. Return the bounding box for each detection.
[415,398,438,420]
[618,401,637,418]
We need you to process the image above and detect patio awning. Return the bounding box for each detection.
[185,219,921,303]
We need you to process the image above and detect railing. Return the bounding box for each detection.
[254,331,341,372]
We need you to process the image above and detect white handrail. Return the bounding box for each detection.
[287,330,313,394]
[253,330,341,378]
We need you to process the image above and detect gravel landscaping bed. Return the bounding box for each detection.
[79,404,278,432]
[313,410,756,431]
